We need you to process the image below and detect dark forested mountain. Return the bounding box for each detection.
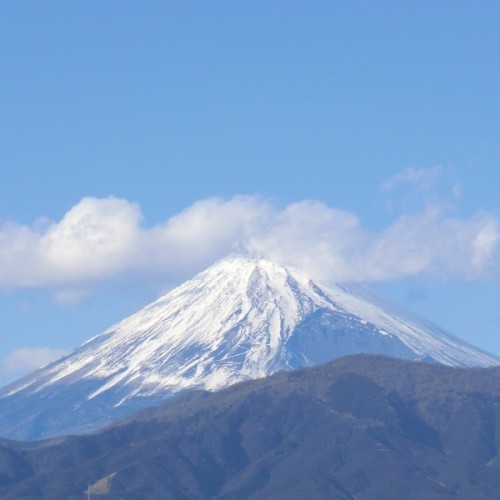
[0,256,497,441]
[1,355,500,499]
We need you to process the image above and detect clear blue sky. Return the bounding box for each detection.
[1,1,499,385]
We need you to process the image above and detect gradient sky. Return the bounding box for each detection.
[1,1,499,386]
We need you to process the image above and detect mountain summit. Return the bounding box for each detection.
[0,255,497,440]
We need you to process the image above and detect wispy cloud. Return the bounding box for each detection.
[0,348,67,377]
[0,194,498,297]
[380,166,443,193]
[380,166,462,214]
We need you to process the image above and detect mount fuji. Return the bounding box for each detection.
[0,255,497,440]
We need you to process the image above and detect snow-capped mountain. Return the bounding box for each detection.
[0,255,497,440]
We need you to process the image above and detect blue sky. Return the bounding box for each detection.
[1,1,499,385]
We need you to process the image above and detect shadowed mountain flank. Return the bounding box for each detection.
[1,355,500,499]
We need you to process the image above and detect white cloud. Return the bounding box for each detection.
[141,195,271,275]
[0,347,67,376]
[0,194,499,296]
[472,220,499,270]
[0,197,142,289]
[245,200,366,282]
[359,208,500,281]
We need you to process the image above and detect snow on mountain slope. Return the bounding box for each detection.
[0,255,498,440]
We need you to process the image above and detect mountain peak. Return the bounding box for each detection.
[0,255,498,440]
[194,253,311,290]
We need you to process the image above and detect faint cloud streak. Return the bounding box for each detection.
[380,166,443,193]
[380,166,462,214]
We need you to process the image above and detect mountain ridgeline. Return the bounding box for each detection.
[0,256,497,440]
[1,356,500,499]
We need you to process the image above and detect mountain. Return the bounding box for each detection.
[0,255,497,440]
[1,355,500,499]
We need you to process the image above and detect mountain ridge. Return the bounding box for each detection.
[1,355,500,499]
